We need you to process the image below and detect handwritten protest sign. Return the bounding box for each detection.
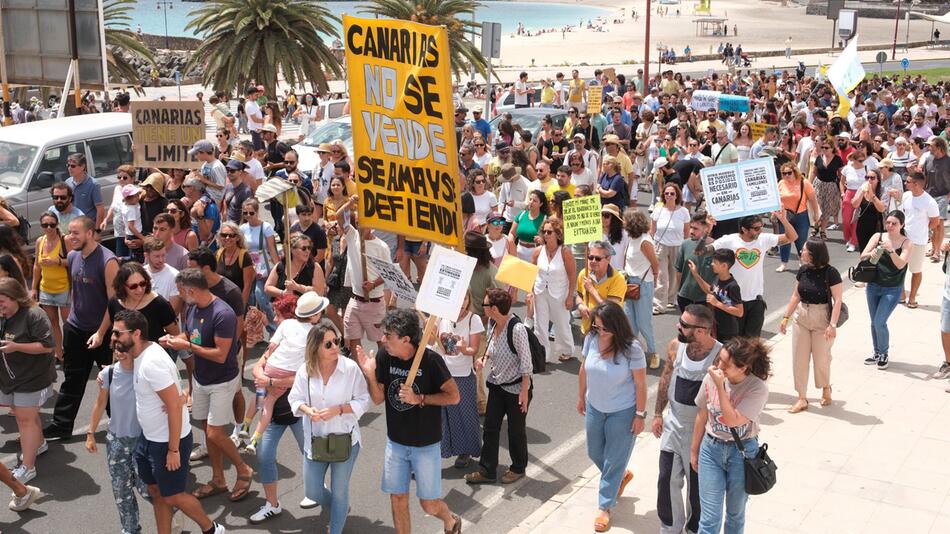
[344,16,463,248]
[415,245,476,319]
[130,101,204,168]
[587,86,603,115]
[562,195,602,245]
[719,94,750,113]
[691,90,721,111]
[748,122,768,140]
[366,255,418,303]
[700,158,780,221]
[495,254,540,293]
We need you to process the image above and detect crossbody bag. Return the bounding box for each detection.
[307,371,352,463]
[729,427,777,495]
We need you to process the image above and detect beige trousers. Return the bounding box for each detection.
[654,243,680,307]
[792,302,834,397]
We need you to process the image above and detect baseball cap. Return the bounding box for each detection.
[188,140,214,156]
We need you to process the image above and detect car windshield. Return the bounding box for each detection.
[0,142,38,188]
[300,121,352,148]
[491,114,544,137]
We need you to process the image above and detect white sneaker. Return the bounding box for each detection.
[171,508,185,534]
[300,496,319,509]
[189,443,208,462]
[244,440,257,454]
[18,440,47,462]
[846,244,856,252]
[212,522,226,534]
[8,485,41,512]
[11,464,35,485]
[250,501,283,524]
[229,433,241,449]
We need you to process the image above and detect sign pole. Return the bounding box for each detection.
[283,191,292,275]
[359,232,369,292]
[0,11,11,126]
[404,315,439,389]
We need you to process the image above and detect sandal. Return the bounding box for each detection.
[788,400,809,414]
[617,470,633,498]
[229,470,255,502]
[594,510,611,532]
[558,354,575,362]
[445,513,462,534]
[907,301,919,309]
[192,481,228,499]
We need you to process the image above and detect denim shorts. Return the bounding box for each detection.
[38,290,70,308]
[381,439,442,500]
[942,297,950,332]
[135,432,193,497]
[402,240,428,257]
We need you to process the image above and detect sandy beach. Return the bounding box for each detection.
[499,0,939,66]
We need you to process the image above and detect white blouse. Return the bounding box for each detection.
[288,357,371,457]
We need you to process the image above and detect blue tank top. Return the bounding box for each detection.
[67,245,116,331]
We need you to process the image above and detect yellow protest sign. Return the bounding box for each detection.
[130,101,204,169]
[344,16,463,248]
[749,121,768,140]
[495,254,540,293]
[562,195,602,245]
[587,86,603,115]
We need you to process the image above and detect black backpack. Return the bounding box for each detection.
[500,314,546,384]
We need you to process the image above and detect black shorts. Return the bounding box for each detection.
[135,432,193,497]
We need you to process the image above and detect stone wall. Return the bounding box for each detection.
[806,0,947,19]
[140,33,202,51]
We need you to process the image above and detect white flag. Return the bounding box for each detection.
[826,37,865,94]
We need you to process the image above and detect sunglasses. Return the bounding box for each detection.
[166,208,180,214]
[220,233,236,239]
[678,319,707,330]
[474,143,485,147]
[111,329,132,336]
[489,219,505,226]
[474,179,486,184]
[118,175,131,180]
[126,281,147,291]
[284,160,297,165]
[41,222,57,229]
[542,229,554,235]
[587,255,605,261]
[324,338,339,349]
[571,162,582,167]
[664,191,677,196]
[51,195,68,200]
[243,211,256,216]
[216,134,226,138]
[296,246,312,252]
[67,163,79,168]
[781,171,794,176]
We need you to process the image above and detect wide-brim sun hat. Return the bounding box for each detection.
[296,291,329,319]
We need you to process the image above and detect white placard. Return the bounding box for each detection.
[691,90,721,111]
[415,245,477,319]
[366,255,418,303]
[700,158,780,221]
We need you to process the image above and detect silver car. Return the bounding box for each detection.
[0,113,132,245]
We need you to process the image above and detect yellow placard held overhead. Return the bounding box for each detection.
[343,15,464,248]
[495,254,540,294]
[587,86,603,115]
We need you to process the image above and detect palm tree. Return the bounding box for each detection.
[360,0,487,80]
[184,0,342,97]
[103,0,155,89]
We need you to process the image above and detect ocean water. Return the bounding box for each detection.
[128,0,611,40]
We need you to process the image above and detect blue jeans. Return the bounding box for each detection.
[257,419,304,484]
[866,283,902,355]
[252,278,276,335]
[624,276,657,353]
[698,434,759,534]
[114,236,128,259]
[585,403,637,510]
[304,442,361,534]
[776,211,810,263]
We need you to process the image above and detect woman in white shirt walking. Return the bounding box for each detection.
[532,218,577,363]
[289,320,370,534]
[651,183,691,312]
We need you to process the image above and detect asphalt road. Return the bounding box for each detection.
[0,191,866,534]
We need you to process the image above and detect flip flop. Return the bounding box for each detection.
[558,354,575,362]
[907,301,919,309]
[192,482,228,499]
[229,471,254,502]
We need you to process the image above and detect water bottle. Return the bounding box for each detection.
[255,387,266,412]
[869,245,885,265]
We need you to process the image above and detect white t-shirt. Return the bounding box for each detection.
[135,342,190,442]
[902,191,939,245]
[201,159,228,204]
[606,232,630,272]
[499,176,531,221]
[267,318,313,371]
[625,234,655,282]
[796,136,815,173]
[246,100,263,132]
[436,313,485,377]
[241,221,276,276]
[246,157,265,183]
[120,203,141,239]
[514,81,529,106]
[146,264,180,301]
[841,164,866,190]
[712,233,781,300]
[343,225,391,298]
[651,206,691,247]
[472,191,498,225]
[109,188,125,235]
[571,168,596,188]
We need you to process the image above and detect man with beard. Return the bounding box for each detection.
[44,216,118,441]
[151,213,189,271]
[223,159,252,224]
[47,182,85,233]
[117,310,226,534]
[652,304,721,534]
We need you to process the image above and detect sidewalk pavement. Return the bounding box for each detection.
[512,256,950,534]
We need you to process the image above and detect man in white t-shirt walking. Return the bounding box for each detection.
[119,309,225,534]
[902,172,940,307]
[245,86,265,150]
[707,211,798,337]
[514,71,534,109]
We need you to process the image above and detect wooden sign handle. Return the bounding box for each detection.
[404,314,439,390]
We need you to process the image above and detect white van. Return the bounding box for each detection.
[0,113,132,243]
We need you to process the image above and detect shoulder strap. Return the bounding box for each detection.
[505,315,520,354]
[107,364,114,414]
[728,426,746,454]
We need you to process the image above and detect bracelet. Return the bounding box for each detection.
[168,449,178,453]
[419,394,426,407]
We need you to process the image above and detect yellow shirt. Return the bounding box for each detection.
[568,79,587,103]
[576,267,626,333]
[37,234,69,294]
[546,182,576,201]
[614,151,634,179]
[540,86,556,105]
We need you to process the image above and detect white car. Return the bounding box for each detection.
[296,116,353,177]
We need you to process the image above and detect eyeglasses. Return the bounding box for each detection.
[678,319,707,330]
[324,338,340,349]
[126,281,147,291]
[296,246,312,251]
[41,222,57,229]
[51,195,68,200]
[589,324,603,334]
[220,233,236,239]
[587,255,605,261]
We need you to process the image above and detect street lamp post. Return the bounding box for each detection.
[643,0,652,92]
[157,1,173,49]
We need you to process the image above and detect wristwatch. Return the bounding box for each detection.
[635,410,648,419]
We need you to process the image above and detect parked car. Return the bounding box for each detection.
[489,108,568,144]
[296,116,353,176]
[0,113,132,245]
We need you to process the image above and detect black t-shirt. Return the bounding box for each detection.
[796,265,842,304]
[265,141,290,174]
[107,295,176,342]
[141,197,168,235]
[543,138,570,169]
[209,276,245,317]
[710,218,739,239]
[672,159,703,186]
[375,347,452,447]
[815,155,844,183]
[290,222,328,271]
[712,276,741,340]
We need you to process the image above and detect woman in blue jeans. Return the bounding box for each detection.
[775,163,819,272]
[623,208,661,369]
[860,211,911,370]
[289,320,370,534]
[691,337,772,534]
[576,302,647,532]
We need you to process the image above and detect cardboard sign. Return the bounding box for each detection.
[366,255,418,303]
[415,245,476,319]
[586,86,603,115]
[748,122,768,140]
[131,101,205,169]
[562,195,602,245]
[691,90,721,111]
[719,94,750,113]
[700,159,780,221]
[344,16,464,248]
[603,67,617,84]
[495,254,540,293]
